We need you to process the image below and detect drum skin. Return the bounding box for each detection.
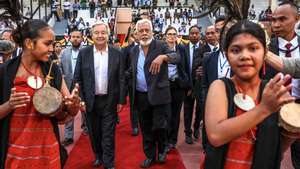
[279,102,300,133]
[33,86,63,116]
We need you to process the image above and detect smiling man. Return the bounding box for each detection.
[128,19,180,168]
[73,21,126,169]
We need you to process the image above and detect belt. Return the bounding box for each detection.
[136,90,147,94]
[95,94,108,98]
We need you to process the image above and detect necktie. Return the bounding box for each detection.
[213,47,218,52]
[285,43,293,88]
[285,43,292,58]
[193,45,196,55]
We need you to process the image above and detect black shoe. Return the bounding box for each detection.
[132,127,139,136]
[157,153,167,163]
[61,138,73,146]
[140,158,154,168]
[93,158,102,167]
[104,167,114,169]
[185,135,193,144]
[194,129,200,140]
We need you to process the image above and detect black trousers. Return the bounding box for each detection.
[183,91,202,136]
[86,95,116,168]
[73,10,78,18]
[167,81,185,145]
[129,86,139,130]
[135,91,168,159]
[291,141,300,169]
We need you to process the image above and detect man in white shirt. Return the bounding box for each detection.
[74,22,126,169]
[63,0,71,19]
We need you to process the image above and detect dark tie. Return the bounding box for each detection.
[285,43,293,88]
[213,47,218,52]
[285,43,292,58]
[193,45,196,54]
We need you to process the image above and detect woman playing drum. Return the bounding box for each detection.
[0,19,81,169]
[203,20,295,169]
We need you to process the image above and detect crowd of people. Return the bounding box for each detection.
[1,0,300,169]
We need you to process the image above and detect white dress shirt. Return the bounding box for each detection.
[278,36,300,97]
[217,51,231,78]
[94,46,109,95]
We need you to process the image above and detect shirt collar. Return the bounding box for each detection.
[94,45,108,54]
[189,42,199,49]
[278,36,298,49]
[207,43,219,51]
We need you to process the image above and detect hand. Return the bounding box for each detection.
[117,104,123,113]
[64,83,81,116]
[187,90,192,96]
[149,55,167,75]
[8,88,30,110]
[195,66,203,79]
[80,101,86,113]
[260,73,295,114]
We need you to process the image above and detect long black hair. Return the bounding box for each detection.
[12,19,50,48]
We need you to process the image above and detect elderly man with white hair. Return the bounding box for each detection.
[0,40,15,64]
[73,21,126,169]
[128,19,180,168]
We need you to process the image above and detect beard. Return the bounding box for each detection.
[140,38,153,46]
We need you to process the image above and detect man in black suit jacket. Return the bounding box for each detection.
[183,25,202,144]
[266,2,300,168]
[74,21,126,169]
[122,31,140,136]
[128,19,179,168]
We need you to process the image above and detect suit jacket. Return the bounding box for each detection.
[184,42,202,89]
[199,43,212,56]
[129,40,180,106]
[73,45,126,113]
[174,44,189,89]
[60,47,76,90]
[191,43,212,98]
[203,50,234,100]
[264,36,300,80]
[122,43,135,72]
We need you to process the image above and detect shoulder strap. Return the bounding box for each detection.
[204,77,236,169]
[220,77,236,118]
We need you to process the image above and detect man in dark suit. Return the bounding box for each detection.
[202,24,232,151]
[183,25,202,144]
[267,2,300,168]
[122,30,140,136]
[128,19,179,168]
[74,21,126,169]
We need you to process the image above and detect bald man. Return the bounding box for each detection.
[265,1,300,168]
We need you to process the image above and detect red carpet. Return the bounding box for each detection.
[64,104,186,169]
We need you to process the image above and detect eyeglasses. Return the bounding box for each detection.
[167,33,177,36]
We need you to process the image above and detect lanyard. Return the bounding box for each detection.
[219,52,228,73]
